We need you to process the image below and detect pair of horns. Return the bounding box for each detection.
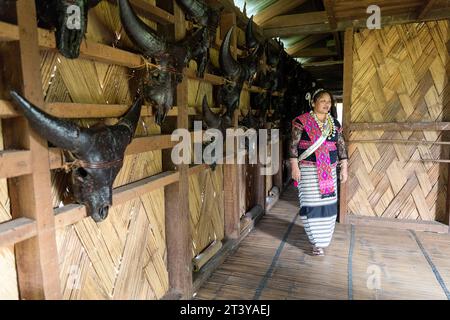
[10,91,142,153]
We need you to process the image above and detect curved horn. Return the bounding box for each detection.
[116,94,143,143]
[118,0,167,57]
[246,16,258,49]
[219,26,241,79]
[175,0,208,25]
[202,95,221,129]
[10,91,85,152]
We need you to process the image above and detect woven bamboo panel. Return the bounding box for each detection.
[189,165,224,258]
[348,20,450,222]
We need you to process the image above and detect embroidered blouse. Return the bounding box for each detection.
[289,114,348,164]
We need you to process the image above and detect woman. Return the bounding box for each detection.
[289,89,348,256]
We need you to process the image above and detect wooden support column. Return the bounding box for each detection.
[339,27,353,224]
[255,163,266,211]
[164,3,192,299]
[274,139,283,192]
[220,11,241,238]
[224,163,240,239]
[2,0,61,299]
[164,74,191,298]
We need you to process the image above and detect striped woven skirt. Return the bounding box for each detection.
[297,164,338,248]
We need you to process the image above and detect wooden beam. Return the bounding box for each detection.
[350,122,450,131]
[339,27,353,224]
[254,0,307,25]
[48,134,197,170]
[262,11,328,29]
[264,8,450,37]
[302,60,343,67]
[286,34,330,56]
[54,171,179,229]
[417,0,438,19]
[0,218,37,248]
[0,150,32,178]
[292,47,338,57]
[4,0,61,299]
[323,0,337,29]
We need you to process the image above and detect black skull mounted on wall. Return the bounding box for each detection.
[10,91,143,222]
[118,0,210,125]
[36,0,102,59]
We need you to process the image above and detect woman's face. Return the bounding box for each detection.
[312,93,332,115]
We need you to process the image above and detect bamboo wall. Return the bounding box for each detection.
[0,0,277,300]
[347,20,450,222]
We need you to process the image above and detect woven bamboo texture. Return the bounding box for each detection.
[348,20,450,222]
[189,166,224,258]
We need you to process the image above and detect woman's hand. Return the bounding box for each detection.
[340,160,348,183]
[290,158,301,182]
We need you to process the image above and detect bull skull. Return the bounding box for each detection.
[36,0,101,59]
[10,90,143,222]
[119,0,210,125]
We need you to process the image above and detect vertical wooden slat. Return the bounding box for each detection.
[164,2,192,299]
[274,140,283,192]
[445,165,450,228]
[164,74,191,298]
[255,163,266,211]
[3,0,61,299]
[339,27,354,224]
[220,11,241,239]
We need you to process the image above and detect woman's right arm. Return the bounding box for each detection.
[289,119,303,181]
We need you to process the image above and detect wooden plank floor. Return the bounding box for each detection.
[195,185,450,300]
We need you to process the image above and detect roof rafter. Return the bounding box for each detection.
[416,0,438,19]
[254,0,307,25]
[286,34,329,56]
[322,0,337,29]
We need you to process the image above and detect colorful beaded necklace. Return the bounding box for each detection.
[310,111,336,138]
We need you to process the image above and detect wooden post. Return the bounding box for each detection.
[164,74,192,298]
[274,139,283,192]
[163,3,192,299]
[339,27,354,224]
[255,163,266,211]
[220,11,241,238]
[1,0,61,299]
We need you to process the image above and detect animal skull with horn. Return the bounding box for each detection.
[10,91,143,222]
[118,0,210,125]
[36,0,102,59]
[218,25,262,119]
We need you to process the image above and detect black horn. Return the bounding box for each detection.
[219,26,241,79]
[118,0,167,57]
[10,91,86,152]
[116,94,143,142]
[246,15,259,50]
[175,0,208,26]
[202,95,221,129]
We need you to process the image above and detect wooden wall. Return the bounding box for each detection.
[344,20,450,228]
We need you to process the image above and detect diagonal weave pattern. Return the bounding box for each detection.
[348,20,450,221]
